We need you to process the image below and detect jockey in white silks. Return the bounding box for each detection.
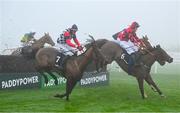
[56,24,83,56]
[112,21,142,75]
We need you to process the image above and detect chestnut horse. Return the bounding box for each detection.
[11,33,55,57]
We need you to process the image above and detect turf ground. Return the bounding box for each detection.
[0,63,180,112]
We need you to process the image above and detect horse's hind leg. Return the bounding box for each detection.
[46,71,58,85]
[145,75,164,97]
[137,77,145,99]
[55,77,77,101]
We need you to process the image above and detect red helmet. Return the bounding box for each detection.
[130,21,140,29]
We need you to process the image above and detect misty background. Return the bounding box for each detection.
[0,0,180,53]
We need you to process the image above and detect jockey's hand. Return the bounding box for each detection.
[77,45,83,51]
[134,43,140,48]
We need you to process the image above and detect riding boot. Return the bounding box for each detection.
[131,53,137,65]
[58,55,69,70]
[134,52,142,66]
[58,61,64,70]
[128,55,134,75]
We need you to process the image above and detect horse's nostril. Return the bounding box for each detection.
[169,58,173,63]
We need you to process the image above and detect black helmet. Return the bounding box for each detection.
[71,24,78,31]
[130,21,140,29]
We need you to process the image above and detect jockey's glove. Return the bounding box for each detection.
[77,46,83,51]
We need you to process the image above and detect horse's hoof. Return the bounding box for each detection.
[144,93,148,98]
[161,94,166,98]
[66,98,70,101]
[151,88,157,92]
[150,85,157,92]
[142,96,146,99]
[59,95,65,98]
[54,94,61,98]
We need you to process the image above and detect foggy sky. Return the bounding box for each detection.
[0,0,180,52]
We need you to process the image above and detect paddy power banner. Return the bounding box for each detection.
[41,72,66,87]
[0,73,41,90]
[42,62,109,87]
[80,61,109,87]
[41,71,109,88]
[0,62,109,90]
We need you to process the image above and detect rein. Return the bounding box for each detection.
[140,39,155,56]
[142,47,155,56]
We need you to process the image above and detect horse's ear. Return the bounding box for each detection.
[156,44,161,48]
[44,32,49,36]
[142,35,144,39]
[144,35,148,40]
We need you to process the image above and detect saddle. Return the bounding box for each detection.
[120,49,142,65]
[120,49,130,64]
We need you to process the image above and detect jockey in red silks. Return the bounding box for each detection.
[57,24,83,56]
[113,22,142,75]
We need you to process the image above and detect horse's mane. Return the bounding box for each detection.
[69,43,95,61]
[85,39,108,49]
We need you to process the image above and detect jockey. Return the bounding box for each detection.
[21,31,36,47]
[113,21,142,75]
[57,24,83,56]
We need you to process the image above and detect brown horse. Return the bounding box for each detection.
[11,33,55,57]
[35,36,107,100]
[88,36,173,99]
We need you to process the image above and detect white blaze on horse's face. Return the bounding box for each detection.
[44,33,55,46]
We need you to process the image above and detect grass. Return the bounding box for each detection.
[0,64,180,112]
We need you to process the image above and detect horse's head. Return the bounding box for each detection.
[42,33,55,46]
[139,35,154,55]
[154,45,173,65]
[141,35,153,49]
[89,35,108,70]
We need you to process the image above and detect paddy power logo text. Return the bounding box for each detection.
[0,73,41,89]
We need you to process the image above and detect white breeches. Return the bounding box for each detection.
[116,40,138,55]
[55,43,77,56]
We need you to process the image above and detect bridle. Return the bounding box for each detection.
[139,39,155,57]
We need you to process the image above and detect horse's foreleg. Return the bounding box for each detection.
[54,93,66,98]
[54,77,69,99]
[39,71,48,84]
[145,75,164,97]
[137,77,145,99]
[145,76,157,92]
[47,71,58,85]
[94,59,101,72]
[54,77,77,101]
[65,77,78,101]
